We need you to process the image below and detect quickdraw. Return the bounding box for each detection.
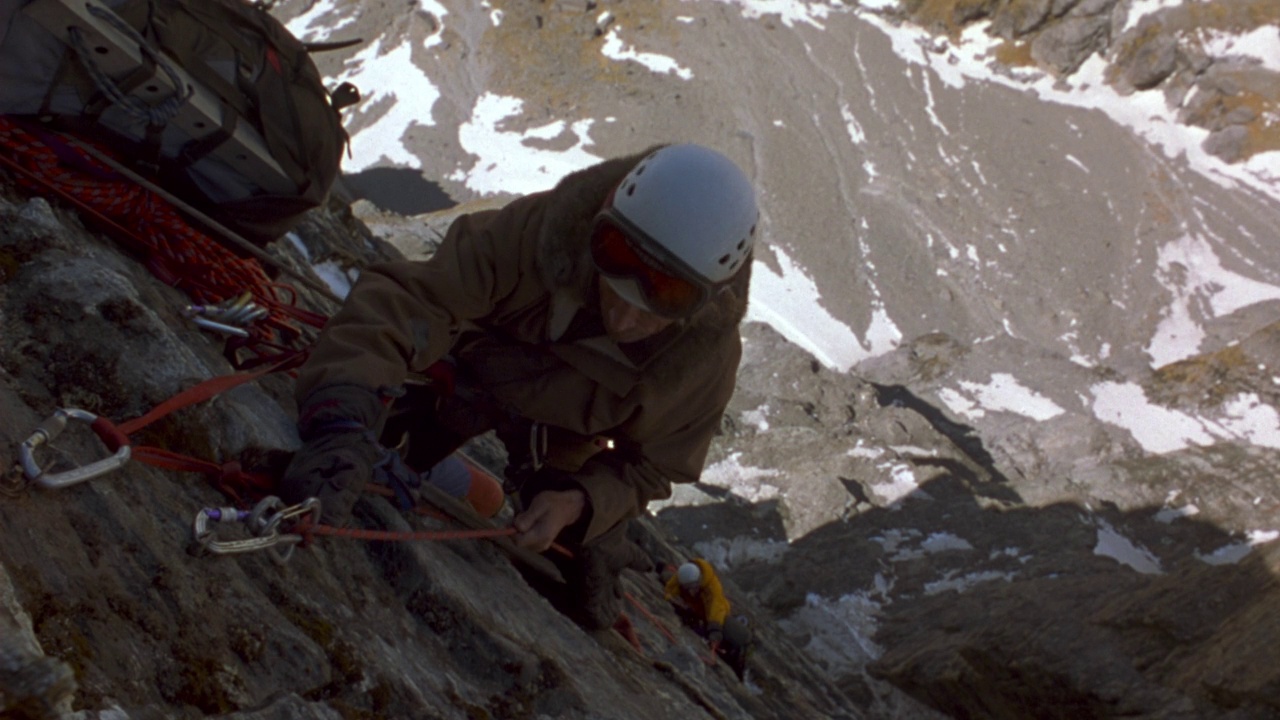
[14,353,301,503]
[192,496,321,564]
[0,116,327,364]
[184,291,271,338]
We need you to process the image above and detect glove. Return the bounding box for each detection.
[278,385,389,525]
[708,626,724,652]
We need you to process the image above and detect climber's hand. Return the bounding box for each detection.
[512,489,586,552]
[278,384,388,525]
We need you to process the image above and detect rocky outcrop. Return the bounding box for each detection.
[892,0,1280,163]
[653,317,1280,719]
[871,542,1280,719]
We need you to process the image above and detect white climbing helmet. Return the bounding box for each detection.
[591,144,758,318]
[677,562,702,587]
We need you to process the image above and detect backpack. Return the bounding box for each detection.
[0,0,356,244]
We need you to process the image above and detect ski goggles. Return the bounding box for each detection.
[590,209,713,319]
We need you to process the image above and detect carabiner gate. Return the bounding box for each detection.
[19,408,131,489]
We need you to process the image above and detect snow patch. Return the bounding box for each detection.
[1092,382,1280,453]
[601,27,694,79]
[285,0,361,42]
[1200,26,1280,71]
[848,441,885,460]
[778,592,884,677]
[1197,530,1279,565]
[1147,234,1280,366]
[1094,520,1163,574]
[286,234,355,299]
[1154,504,1200,523]
[921,532,975,553]
[923,570,1015,595]
[857,11,1280,204]
[699,452,782,503]
[746,244,867,372]
[741,404,771,432]
[702,0,834,29]
[448,94,604,196]
[868,462,921,506]
[939,373,1065,421]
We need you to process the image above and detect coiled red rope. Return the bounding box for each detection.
[0,116,323,360]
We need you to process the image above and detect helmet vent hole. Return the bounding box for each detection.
[718,254,731,265]
[736,239,746,250]
[625,183,636,196]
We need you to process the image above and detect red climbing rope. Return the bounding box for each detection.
[298,522,519,543]
[0,116,323,362]
[1,115,575,571]
[625,591,679,645]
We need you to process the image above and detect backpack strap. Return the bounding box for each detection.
[177,99,237,167]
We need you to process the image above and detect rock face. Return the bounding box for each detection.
[0,193,859,719]
[5,0,1280,718]
[4,147,1280,720]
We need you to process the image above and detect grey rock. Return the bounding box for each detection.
[1031,15,1112,75]
[1049,0,1081,18]
[4,1,1280,718]
[1122,31,1180,90]
[990,0,1054,38]
[1068,0,1118,17]
[1203,125,1249,162]
[1224,104,1259,125]
[0,589,75,720]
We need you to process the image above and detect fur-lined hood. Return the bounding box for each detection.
[533,146,752,369]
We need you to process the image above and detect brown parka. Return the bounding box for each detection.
[295,147,750,546]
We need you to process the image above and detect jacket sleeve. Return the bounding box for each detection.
[664,574,681,601]
[295,194,547,400]
[572,379,730,544]
[697,560,731,627]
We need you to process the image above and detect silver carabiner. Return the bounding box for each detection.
[183,291,268,337]
[19,409,132,489]
[191,496,321,564]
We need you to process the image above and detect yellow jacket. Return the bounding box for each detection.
[664,558,730,628]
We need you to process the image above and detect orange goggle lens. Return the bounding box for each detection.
[590,222,707,319]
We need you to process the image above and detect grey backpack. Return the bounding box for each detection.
[0,0,357,243]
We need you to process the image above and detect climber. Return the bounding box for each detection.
[664,559,753,680]
[277,143,758,631]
